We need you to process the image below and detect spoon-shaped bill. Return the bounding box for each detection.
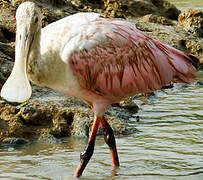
[1,59,32,103]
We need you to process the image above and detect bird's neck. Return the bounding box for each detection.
[27,29,44,86]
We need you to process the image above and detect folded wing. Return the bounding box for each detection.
[68,19,199,100]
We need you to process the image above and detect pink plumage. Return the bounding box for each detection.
[69,18,199,104]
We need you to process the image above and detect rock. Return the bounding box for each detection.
[67,0,180,19]
[0,45,14,89]
[178,9,203,38]
[112,97,139,113]
[0,26,8,43]
[150,0,180,20]
[136,14,174,25]
[0,42,15,59]
[0,1,16,40]
[0,86,136,142]
[135,21,203,58]
[1,137,29,146]
[116,0,180,19]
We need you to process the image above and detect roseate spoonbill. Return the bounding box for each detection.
[0,2,199,177]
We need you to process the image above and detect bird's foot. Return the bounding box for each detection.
[73,140,95,177]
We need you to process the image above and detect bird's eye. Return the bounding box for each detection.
[14,17,16,23]
[34,17,38,23]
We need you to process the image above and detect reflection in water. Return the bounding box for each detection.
[0,72,202,179]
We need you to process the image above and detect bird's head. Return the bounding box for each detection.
[1,2,41,103]
[16,2,42,37]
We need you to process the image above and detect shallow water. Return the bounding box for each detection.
[0,71,202,179]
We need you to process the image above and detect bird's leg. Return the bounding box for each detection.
[73,115,100,177]
[100,116,120,167]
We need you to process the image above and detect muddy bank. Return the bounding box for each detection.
[0,0,202,143]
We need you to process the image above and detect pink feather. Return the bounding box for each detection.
[69,18,199,103]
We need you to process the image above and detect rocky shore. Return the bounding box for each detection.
[0,0,202,144]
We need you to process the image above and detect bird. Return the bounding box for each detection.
[0,2,199,177]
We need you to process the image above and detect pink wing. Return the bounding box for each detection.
[69,19,199,101]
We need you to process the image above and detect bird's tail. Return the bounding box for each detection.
[169,49,199,84]
[155,40,200,84]
[184,53,200,70]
